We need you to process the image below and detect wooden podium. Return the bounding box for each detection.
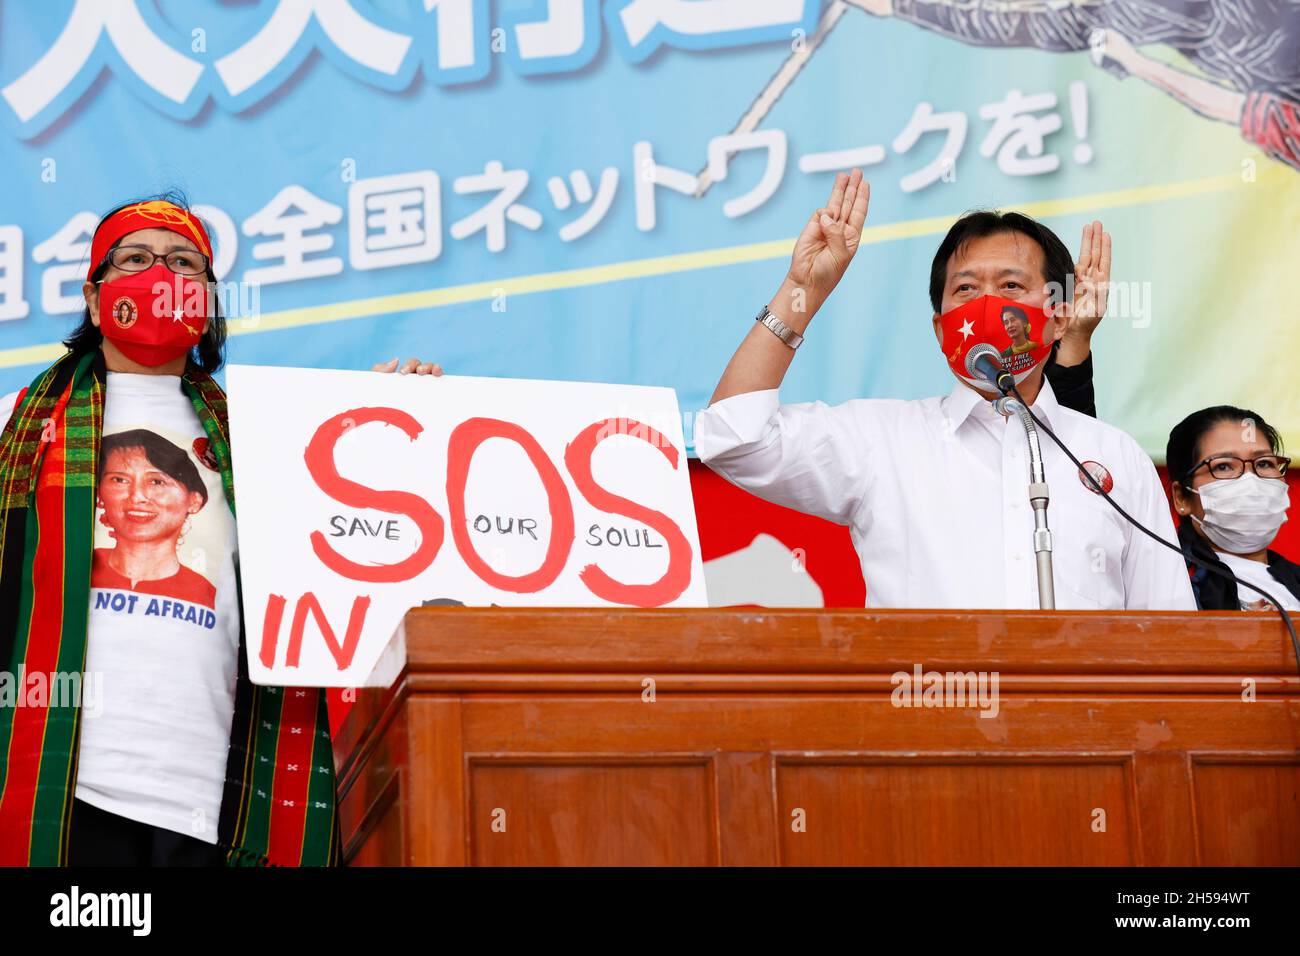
[332,608,1300,866]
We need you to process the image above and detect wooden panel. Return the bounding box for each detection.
[403,674,1296,694]
[1192,759,1300,865]
[332,609,1300,866]
[344,775,405,867]
[400,607,1298,676]
[336,685,410,867]
[714,752,778,866]
[457,697,1299,754]
[776,759,1134,866]
[1133,751,1197,866]
[407,697,467,866]
[468,760,715,866]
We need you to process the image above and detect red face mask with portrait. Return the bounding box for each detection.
[938,294,1054,391]
[98,264,209,367]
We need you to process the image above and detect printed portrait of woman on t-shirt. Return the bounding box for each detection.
[92,427,219,608]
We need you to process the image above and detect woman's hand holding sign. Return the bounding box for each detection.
[372,357,444,375]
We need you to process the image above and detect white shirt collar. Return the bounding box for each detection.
[941,372,1062,432]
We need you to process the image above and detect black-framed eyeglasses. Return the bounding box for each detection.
[104,244,210,277]
[1183,454,1291,482]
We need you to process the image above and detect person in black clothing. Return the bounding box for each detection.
[1166,406,1300,611]
[1043,340,1096,418]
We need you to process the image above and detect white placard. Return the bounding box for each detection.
[225,365,707,686]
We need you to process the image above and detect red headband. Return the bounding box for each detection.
[88,200,214,280]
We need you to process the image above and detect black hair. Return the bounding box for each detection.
[1166,406,1284,489]
[99,428,209,507]
[1001,305,1028,322]
[929,210,1074,313]
[64,189,225,373]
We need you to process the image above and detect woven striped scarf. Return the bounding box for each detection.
[0,350,340,866]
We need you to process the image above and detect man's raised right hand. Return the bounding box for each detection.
[785,168,871,318]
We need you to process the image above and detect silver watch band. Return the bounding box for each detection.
[756,305,804,350]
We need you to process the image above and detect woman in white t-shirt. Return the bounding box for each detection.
[1166,406,1300,612]
[0,193,439,867]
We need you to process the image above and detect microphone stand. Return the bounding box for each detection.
[992,395,1056,610]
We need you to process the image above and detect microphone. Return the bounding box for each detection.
[965,344,1014,394]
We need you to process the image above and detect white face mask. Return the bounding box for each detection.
[1190,472,1290,555]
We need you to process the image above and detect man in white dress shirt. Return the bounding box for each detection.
[694,169,1195,610]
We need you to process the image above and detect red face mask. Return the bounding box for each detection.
[938,294,1054,392]
[98,264,210,367]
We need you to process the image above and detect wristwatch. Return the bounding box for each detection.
[756,305,804,350]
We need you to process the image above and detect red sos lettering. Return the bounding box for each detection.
[303,407,444,582]
[445,418,575,592]
[303,410,692,607]
[565,419,692,607]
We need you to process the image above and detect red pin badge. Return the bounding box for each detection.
[1078,460,1113,495]
[193,436,220,472]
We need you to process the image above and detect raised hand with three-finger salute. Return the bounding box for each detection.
[710,169,870,404]
[1056,219,1113,367]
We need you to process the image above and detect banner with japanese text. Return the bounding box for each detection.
[0,1,1297,456]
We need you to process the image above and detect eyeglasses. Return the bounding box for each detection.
[1184,454,1291,482]
[104,244,210,277]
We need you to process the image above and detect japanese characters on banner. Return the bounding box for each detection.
[0,1,1297,456]
[1,84,1093,318]
[225,365,707,686]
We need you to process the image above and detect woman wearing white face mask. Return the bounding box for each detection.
[1167,406,1299,611]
